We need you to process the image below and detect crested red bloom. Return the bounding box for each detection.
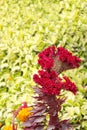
[62,76,77,95]
[38,46,81,71]
[33,70,62,95]
[23,46,80,130]
[38,46,56,69]
[38,70,57,79]
[38,57,54,69]
[38,45,56,58]
[33,70,77,95]
[57,47,81,68]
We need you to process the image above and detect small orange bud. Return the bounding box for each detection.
[8,76,12,80]
[0,122,2,127]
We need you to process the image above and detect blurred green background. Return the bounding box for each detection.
[0,0,87,129]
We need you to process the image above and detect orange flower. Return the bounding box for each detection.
[8,76,12,80]
[3,125,12,130]
[0,122,2,127]
[17,107,33,122]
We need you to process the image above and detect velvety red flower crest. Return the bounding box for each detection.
[38,46,81,70]
[33,70,77,95]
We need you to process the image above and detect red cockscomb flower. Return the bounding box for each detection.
[33,70,77,95]
[23,46,81,130]
[33,70,62,95]
[62,76,77,95]
[57,47,81,68]
[38,46,81,73]
[38,46,56,69]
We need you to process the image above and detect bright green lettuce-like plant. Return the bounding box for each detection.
[0,0,87,129]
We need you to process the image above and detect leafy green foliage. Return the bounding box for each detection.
[0,0,87,129]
